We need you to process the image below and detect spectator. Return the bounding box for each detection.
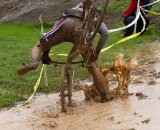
[122,0,152,37]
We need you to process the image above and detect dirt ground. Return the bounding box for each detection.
[0,0,82,23]
[1,0,159,29]
[0,40,160,130]
[0,0,122,29]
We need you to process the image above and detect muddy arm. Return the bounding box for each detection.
[96,22,108,56]
[88,0,109,42]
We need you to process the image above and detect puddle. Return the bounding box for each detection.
[0,41,160,130]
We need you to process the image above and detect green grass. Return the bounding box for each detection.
[0,23,159,109]
[0,23,90,108]
[108,0,130,12]
[0,0,160,109]
[108,0,160,12]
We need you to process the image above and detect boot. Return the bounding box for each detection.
[42,55,52,65]
[17,60,39,75]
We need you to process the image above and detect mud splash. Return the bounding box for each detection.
[0,41,160,130]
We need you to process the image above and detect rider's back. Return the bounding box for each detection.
[62,17,83,44]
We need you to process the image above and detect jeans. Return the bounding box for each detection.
[123,14,150,37]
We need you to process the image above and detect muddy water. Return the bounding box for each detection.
[0,41,160,130]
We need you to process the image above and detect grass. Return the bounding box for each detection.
[0,23,90,108]
[0,0,160,109]
[0,23,159,109]
[108,0,160,12]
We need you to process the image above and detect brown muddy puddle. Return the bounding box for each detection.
[0,41,160,130]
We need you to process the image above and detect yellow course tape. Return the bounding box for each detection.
[24,64,45,104]
[49,53,68,57]
[43,64,48,87]
[101,12,146,53]
[23,54,67,104]
[143,10,160,15]
[25,12,146,105]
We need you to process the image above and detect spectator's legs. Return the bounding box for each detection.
[136,15,150,33]
[123,16,135,37]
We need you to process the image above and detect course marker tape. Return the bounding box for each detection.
[108,0,141,34]
[49,53,68,57]
[143,9,160,15]
[108,0,160,33]
[43,64,48,87]
[24,64,45,104]
[142,0,160,8]
[101,12,146,53]
[108,10,140,33]
[25,0,153,104]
